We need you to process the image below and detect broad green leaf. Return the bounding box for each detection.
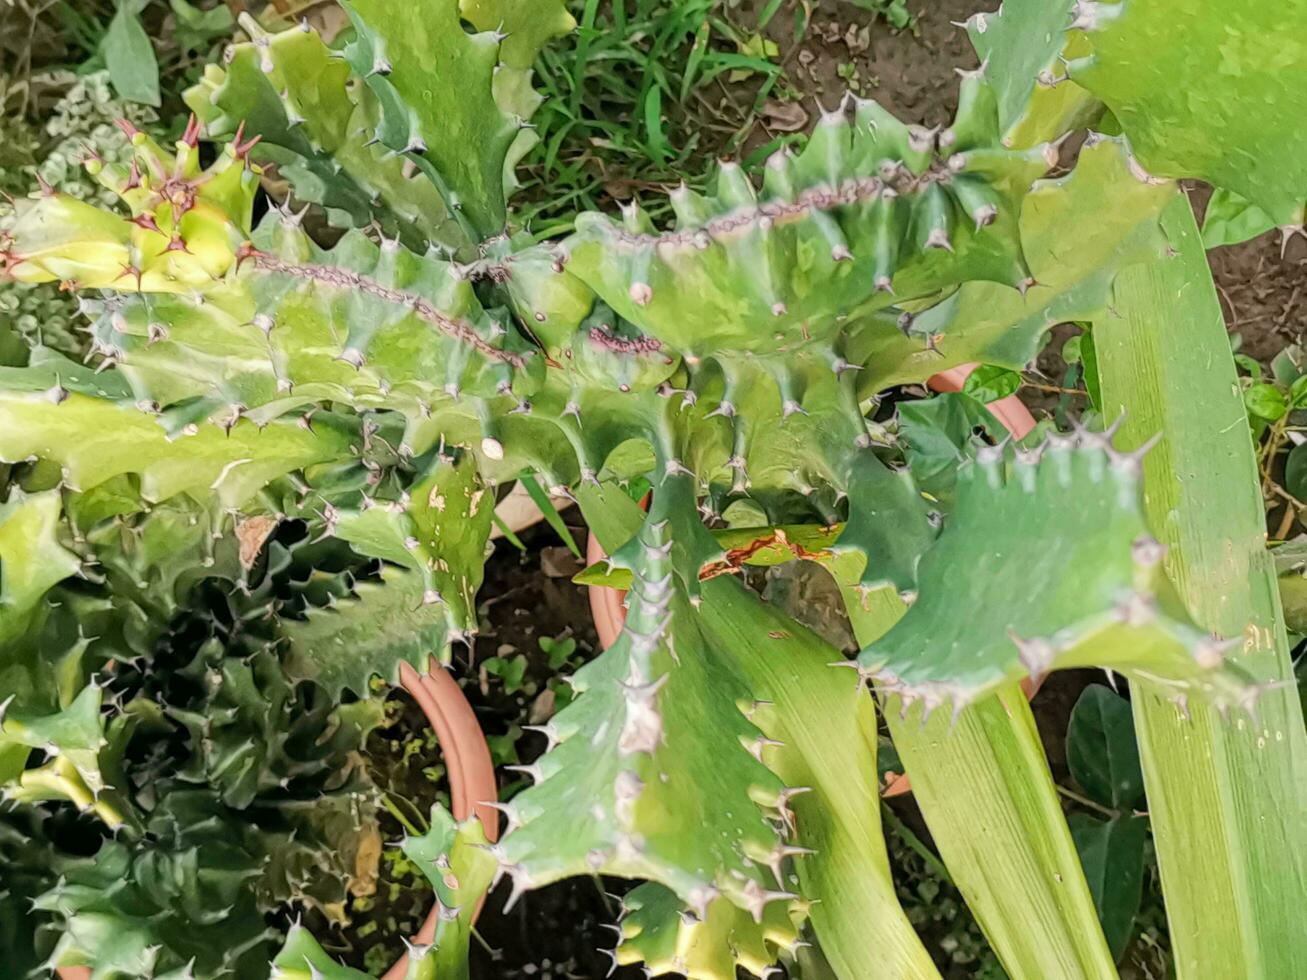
[0,490,81,643]
[1234,354,1264,382]
[103,1,160,107]
[1273,346,1307,388]
[961,364,1021,403]
[519,473,580,557]
[1069,0,1307,226]
[1201,188,1277,249]
[1069,813,1148,961]
[1093,193,1307,978]
[1289,375,1307,409]
[825,576,1116,979]
[1066,685,1145,809]
[699,578,939,979]
[1285,444,1307,504]
[1245,383,1287,422]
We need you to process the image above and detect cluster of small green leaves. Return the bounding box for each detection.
[0,497,397,974]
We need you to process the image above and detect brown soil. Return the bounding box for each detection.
[760,0,977,127]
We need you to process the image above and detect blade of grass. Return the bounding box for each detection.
[568,0,603,115]
[1092,193,1307,978]
[641,82,669,165]
[491,512,526,551]
[519,474,581,558]
[679,20,711,101]
[758,0,786,30]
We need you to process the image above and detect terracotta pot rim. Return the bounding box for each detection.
[382,660,499,980]
[56,660,497,980]
[584,363,1039,799]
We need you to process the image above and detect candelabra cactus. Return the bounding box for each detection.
[2,0,1305,977]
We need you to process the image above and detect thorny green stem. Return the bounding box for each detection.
[17,760,129,833]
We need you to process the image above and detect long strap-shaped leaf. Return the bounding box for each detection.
[1092,194,1307,978]
[830,570,1116,979]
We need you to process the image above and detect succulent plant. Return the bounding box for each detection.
[2,0,1305,977]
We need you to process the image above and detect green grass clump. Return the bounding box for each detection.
[514,0,798,231]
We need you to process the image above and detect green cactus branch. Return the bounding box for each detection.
[1067,0,1307,228]
[846,135,1173,392]
[562,79,1054,359]
[1,122,260,292]
[187,15,468,254]
[272,804,493,979]
[341,0,522,240]
[965,0,1102,148]
[614,881,804,980]
[4,1,1307,975]
[856,432,1258,713]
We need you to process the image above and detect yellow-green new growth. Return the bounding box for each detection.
[2,117,260,293]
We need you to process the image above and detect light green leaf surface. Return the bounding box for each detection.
[1069,0,1307,226]
[1093,193,1307,978]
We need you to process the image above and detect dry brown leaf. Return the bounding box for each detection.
[349,821,383,898]
[236,515,278,570]
[762,98,810,133]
